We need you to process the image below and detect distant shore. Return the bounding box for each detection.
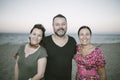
[0,43,120,80]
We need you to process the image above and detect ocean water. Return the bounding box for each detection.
[0,33,120,45]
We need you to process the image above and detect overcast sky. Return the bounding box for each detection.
[0,0,120,34]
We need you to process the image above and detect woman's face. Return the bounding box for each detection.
[79,28,91,45]
[29,28,43,45]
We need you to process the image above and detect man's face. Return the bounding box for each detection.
[53,17,67,37]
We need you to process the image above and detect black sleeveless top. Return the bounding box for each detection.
[42,35,76,80]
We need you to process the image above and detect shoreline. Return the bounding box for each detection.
[0,43,120,80]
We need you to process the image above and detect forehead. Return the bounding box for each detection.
[80,28,90,33]
[32,28,42,33]
[54,17,66,22]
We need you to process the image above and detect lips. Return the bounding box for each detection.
[80,39,89,44]
[81,39,87,42]
[31,38,39,42]
[57,29,65,34]
[58,28,64,31]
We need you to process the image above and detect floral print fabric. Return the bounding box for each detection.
[75,45,106,80]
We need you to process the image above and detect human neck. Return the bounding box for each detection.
[52,34,68,47]
[81,44,91,49]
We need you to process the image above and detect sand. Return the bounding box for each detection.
[0,43,120,80]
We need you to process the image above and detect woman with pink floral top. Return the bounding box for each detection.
[75,26,107,80]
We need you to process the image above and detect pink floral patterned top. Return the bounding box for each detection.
[75,44,106,80]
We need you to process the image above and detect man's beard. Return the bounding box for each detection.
[55,28,66,37]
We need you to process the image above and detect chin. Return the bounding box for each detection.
[81,43,89,46]
[30,42,38,45]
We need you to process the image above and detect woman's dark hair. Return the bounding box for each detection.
[30,24,46,43]
[78,26,92,36]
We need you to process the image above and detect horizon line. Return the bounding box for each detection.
[0,32,120,35]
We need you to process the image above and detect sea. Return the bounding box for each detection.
[0,33,120,45]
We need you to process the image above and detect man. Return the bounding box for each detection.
[42,14,76,80]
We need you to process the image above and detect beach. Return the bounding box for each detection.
[0,43,120,80]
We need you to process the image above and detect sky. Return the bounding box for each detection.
[0,0,120,34]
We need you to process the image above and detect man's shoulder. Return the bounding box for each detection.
[43,35,52,42]
[45,35,52,38]
[68,35,75,40]
[44,35,51,39]
[68,35,74,38]
[68,35,76,43]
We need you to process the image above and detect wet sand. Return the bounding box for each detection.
[0,43,120,80]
